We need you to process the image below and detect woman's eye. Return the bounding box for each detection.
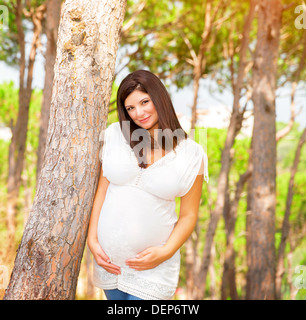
[142,100,149,105]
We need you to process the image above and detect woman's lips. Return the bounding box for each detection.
[139,116,150,123]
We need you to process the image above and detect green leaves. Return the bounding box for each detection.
[0,1,19,65]
[0,81,19,126]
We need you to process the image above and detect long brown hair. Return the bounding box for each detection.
[117,70,187,168]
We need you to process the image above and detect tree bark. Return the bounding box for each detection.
[247,0,282,300]
[245,137,253,299]
[246,32,303,297]
[275,127,306,299]
[4,0,126,300]
[36,0,62,183]
[185,234,195,299]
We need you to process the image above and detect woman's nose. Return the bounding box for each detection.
[135,106,145,118]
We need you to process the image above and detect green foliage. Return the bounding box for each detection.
[107,81,120,124]
[0,0,47,66]
[278,0,306,84]
[122,0,180,81]
[0,1,19,65]
[277,122,306,171]
[206,127,227,186]
[0,81,19,125]
[123,0,233,87]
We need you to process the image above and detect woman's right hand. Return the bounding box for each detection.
[88,238,121,275]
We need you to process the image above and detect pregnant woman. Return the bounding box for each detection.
[87,70,209,300]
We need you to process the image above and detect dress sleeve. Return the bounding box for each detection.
[176,141,209,198]
[98,123,113,163]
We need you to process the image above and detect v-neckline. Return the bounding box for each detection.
[129,142,177,172]
[137,148,175,171]
[117,124,185,171]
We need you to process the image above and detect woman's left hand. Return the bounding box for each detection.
[125,246,170,271]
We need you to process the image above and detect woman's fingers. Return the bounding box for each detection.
[93,244,121,275]
[88,240,121,275]
[96,255,121,274]
[126,249,150,264]
[104,263,121,275]
[126,252,152,270]
[97,251,111,265]
[126,247,168,271]
[95,244,110,262]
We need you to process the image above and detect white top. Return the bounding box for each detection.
[92,121,208,300]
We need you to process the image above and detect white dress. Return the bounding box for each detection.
[92,121,209,300]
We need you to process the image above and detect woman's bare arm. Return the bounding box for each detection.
[87,165,109,242]
[87,165,121,275]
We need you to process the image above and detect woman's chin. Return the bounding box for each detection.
[137,122,152,130]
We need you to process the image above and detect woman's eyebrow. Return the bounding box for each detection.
[125,96,149,108]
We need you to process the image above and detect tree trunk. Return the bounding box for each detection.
[275,128,306,299]
[247,0,282,300]
[6,2,45,263]
[36,0,62,183]
[4,0,126,300]
[190,62,201,130]
[245,137,253,299]
[208,242,216,300]
[221,168,251,300]
[287,241,297,300]
[185,235,195,299]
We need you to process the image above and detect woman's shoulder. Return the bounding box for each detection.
[99,121,120,143]
[179,137,205,155]
[107,121,120,130]
[179,137,209,183]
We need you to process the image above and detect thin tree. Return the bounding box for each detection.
[247,0,282,300]
[4,0,126,300]
[6,0,46,263]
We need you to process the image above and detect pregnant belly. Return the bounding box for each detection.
[97,184,177,266]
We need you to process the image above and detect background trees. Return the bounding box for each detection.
[0,0,305,300]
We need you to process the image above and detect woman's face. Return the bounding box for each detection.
[124,90,159,133]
